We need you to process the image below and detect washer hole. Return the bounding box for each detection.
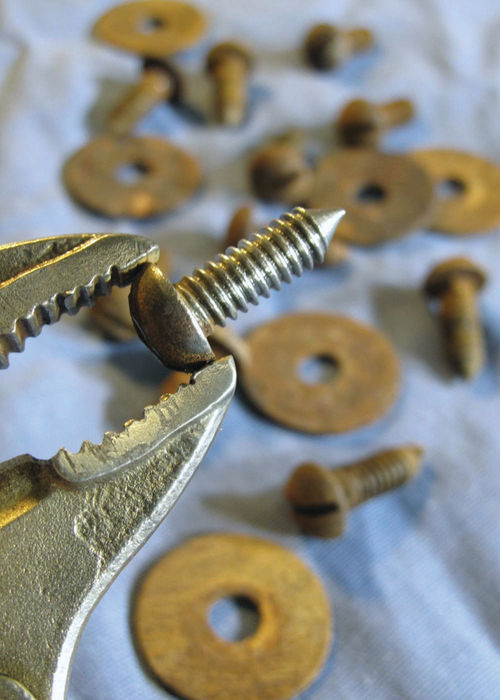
[356,183,386,203]
[437,177,466,199]
[298,355,339,384]
[115,161,150,184]
[208,595,260,642]
[139,15,166,33]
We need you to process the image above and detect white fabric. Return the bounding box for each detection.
[1,1,500,698]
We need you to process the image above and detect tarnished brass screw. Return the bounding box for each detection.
[249,132,314,205]
[130,207,344,371]
[206,41,253,126]
[285,445,423,538]
[106,58,180,137]
[336,98,414,148]
[304,23,374,70]
[424,257,487,379]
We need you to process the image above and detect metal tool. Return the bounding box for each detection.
[0,232,237,699]
[0,207,342,698]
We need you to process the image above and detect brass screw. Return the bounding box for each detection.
[424,257,487,379]
[205,41,253,126]
[304,23,374,70]
[225,204,349,265]
[336,98,415,148]
[249,131,314,205]
[129,207,344,371]
[106,58,181,137]
[285,445,423,538]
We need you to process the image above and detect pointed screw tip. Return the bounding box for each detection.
[305,208,346,245]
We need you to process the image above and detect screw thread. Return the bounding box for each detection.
[379,99,414,128]
[334,445,422,507]
[441,277,484,378]
[175,207,342,334]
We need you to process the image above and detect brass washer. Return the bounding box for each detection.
[411,148,500,234]
[92,1,207,57]
[63,134,201,219]
[241,313,400,434]
[310,149,434,246]
[133,533,331,700]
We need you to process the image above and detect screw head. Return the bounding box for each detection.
[206,41,253,73]
[424,256,487,297]
[285,462,349,537]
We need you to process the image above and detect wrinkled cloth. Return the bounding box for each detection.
[1,1,500,698]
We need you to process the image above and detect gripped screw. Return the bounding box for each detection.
[304,23,374,70]
[424,257,487,379]
[106,59,180,137]
[285,445,423,538]
[129,207,344,371]
[206,42,253,126]
[336,98,415,148]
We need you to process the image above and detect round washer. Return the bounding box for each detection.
[133,533,332,700]
[92,1,207,57]
[240,313,400,433]
[310,149,434,246]
[63,134,201,219]
[411,148,500,234]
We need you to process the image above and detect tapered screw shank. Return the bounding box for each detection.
[304,24,373,70]
[424,257,487,379]
[129,206,344,371]
[206,42,253,126]
[106,59,181,137]
[285,445,423,538]
[336,98,414,148]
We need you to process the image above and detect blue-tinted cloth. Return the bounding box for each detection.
[1,1,500,698]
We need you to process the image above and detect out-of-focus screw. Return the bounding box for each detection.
[224,204,350,265]
[424,257,487,379]
[129,207,344,371]
[285,445,423,538]
[106,58,181,137]
[304,23,374,70]
[249,132,314,205]
[205,41,253,126]
[336,98,415,148]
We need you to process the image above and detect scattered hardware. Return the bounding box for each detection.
[219,312,400,433]
[133,533,332,700]
[206,42,254,126]
[336,98,415,148]
[285,445,423,537]
[424,257,487,379]
[63,134,201,218]
[412,149,500,234]
[311,149,434,245]
[93,0,207,57]
[304,23,374,70]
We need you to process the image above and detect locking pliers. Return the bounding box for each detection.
[0,233,236,700]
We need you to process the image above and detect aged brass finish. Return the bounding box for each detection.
[249,132,314,204]
[129,207,344,371]
[285,445,423,537]
[106,59,181,137]
[63,134,201,219]
[227,313,400,434]
[304,23,373,69]
[336,98,414,148]
[424,257,487,379]
[412,149,500,234]
[93,0,207,57]
[133,533,332,700]
[206,42,253,126]
[90,248,171,341]
[311,149,434,246]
